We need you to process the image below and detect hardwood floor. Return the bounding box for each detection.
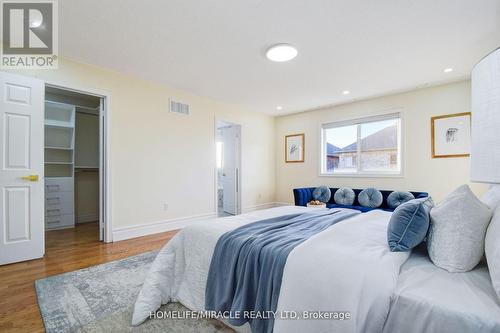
[0,222,178,333]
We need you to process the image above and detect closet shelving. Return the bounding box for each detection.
[44,101,76,230]
[44,101,76,178]
[44,99,100,230]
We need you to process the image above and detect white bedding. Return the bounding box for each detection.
[383,247,500,333]
[274,209,410,333]
[132,206,410,333]
[132,206,310,328]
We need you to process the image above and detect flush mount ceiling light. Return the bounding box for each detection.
[266,44,298,62]
[276,106,283,111]
[444,68,453,73]
[342,90,350,95]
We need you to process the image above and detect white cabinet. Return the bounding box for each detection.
[45,214,74,230]
[44,178,74,230]
[45,177,73,192]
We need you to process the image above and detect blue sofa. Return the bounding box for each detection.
[294,187,429,213]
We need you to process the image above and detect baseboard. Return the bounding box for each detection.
[112,212,216,242]
[76,214,99,223]
[241,202,290,213]
[273,202,292,207]
[112,202,292,242]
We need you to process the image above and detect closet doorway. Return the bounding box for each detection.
[215,120,241,217]
[44,85,108,242]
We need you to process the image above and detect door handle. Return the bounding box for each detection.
[21,175,39,182]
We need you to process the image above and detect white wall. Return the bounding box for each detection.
[75,171,99,223]
[275,80,488,204]
[7,58,275,234]
[75,112,99,168]
[75,112,100,223]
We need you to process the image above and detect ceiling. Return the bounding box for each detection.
[59,0,500,115]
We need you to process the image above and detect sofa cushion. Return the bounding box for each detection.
[334,188,356,206]
[312,186,331,203]
[387,197,434,252]
[358,188,383,208]
[427,185,492,272]
[387,191,415,209]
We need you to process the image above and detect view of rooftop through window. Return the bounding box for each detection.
[323,116,400,174]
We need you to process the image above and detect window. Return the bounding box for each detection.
[321,113,402,176]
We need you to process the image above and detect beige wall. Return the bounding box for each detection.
[9,58,275,230]
[275,80,488,204]
[7,60,484,233]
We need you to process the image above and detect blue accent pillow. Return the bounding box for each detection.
[358,188,383,208]
[334,188,355,205]
[387,197,434,252]
[387,191,415,209]
[312,186,331,203]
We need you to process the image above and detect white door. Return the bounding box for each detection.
[222,125,240,215]
[0,72,45,265]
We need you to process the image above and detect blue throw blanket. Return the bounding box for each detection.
[205,208,360,333]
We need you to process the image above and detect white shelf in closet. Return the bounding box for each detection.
[45,101,75,126]
[44,127,74,149]
[74,165,98,169]
[44,120,74,128]
[45,162,74,165]
[45,146,73,150]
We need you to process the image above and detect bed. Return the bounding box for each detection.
[131,205,500,333]
[384,245,500,333]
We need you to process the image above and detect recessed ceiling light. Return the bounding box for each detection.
[342,90,350,95]
[444,68,453,73]
[276,106,283,111]
[266,44,298,62]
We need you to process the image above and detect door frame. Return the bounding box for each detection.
[214,118,242,216]
[44,81,112,243]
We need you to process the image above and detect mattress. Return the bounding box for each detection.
[384,245,500,333]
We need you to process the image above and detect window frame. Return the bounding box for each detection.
[319,112,404,178]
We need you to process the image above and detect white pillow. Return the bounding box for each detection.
[482,185,500,210]
[486,205,500,301]
[427,185,492,272]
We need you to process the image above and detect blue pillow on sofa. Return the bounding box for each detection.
[312,186,331,203]
[358,188,383,208]
[334,187,355,205]
[387,197,434,252]
[387,191,415,209]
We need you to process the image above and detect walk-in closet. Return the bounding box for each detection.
[44,87,102,240]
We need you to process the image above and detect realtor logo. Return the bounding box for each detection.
[1,0,58,68]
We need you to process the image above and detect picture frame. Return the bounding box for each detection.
[285,133,305,163]
[431,112,471,158]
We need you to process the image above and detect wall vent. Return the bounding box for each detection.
[169,99,190,115]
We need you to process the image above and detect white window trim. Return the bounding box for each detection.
[319,111,405,178]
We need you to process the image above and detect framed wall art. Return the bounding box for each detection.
[431,112,471,158]
[285,133,305,163]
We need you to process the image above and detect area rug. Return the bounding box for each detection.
[35,251,234,333]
